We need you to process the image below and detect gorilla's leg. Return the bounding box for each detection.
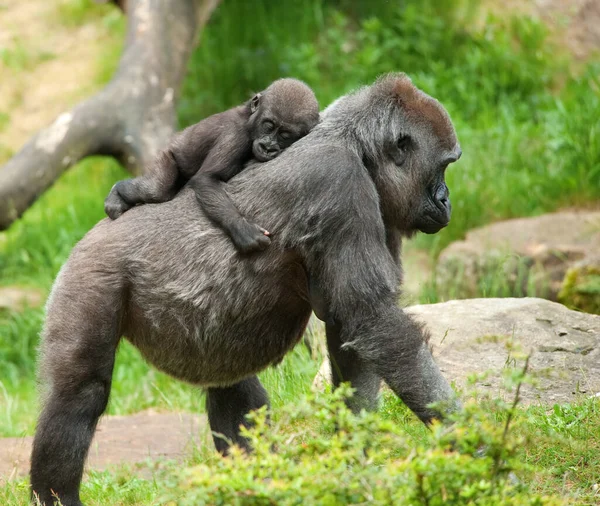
[30,319,119,505]
[206,376,270,455]
[326,322,381,413]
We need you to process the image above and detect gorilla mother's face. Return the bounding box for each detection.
[372,76,462,236]
[410,141,461,235]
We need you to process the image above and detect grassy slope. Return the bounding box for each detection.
[2,393,598,505]
[0,0,599,503]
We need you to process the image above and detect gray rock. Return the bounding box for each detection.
[436,211,600,302]
[314,298,600,405]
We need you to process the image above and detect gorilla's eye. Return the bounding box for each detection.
[397,135,411,152]
[280,130,291,140]
[262,120,275,133]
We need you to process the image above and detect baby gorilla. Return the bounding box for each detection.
[104,78,319,252]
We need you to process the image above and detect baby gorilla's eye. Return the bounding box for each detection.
[279,130,292,140]
[262,120,275,133]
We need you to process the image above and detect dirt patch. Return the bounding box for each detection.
[0,411,209,479]
[483,0,600,60]
[0,0,121,160]
[535,0,600,60]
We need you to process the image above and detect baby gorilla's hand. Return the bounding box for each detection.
[104,182,132,220]
[230,219,271,253]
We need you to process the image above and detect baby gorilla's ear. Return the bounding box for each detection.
[250,93,262,114]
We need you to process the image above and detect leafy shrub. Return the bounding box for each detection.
[167,386,561,506]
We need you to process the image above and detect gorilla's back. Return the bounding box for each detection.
[75,189,311,386]
[52,137,360,387]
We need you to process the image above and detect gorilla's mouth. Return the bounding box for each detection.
[252,144,279,163]
[418,216,450,234]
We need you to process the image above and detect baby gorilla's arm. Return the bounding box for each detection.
[189,130,271,254]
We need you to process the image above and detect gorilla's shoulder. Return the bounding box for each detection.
[289,141,368,183]
[295,141,361,166]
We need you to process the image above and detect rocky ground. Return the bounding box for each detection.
[315,298,600,405]
[436,210,600,307]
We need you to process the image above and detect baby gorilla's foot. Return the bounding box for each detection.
[104,183,132,220]
[230,219,271,253]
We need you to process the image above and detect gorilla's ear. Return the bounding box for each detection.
[250,93,262,114]
[391,135,411,166]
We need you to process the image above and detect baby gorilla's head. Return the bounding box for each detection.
[248,78,319,162]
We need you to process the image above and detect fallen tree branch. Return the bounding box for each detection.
[0,0,221,230]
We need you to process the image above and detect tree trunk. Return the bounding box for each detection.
[0,0,220,230]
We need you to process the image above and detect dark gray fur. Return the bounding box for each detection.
[30,73,462,506]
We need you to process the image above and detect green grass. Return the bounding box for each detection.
[0,0,599,503]
[0,112,10,133]
[1,391,598,505]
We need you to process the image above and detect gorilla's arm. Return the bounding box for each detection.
[306,167,457,422]
[321,235,457,422]
[188,131,271,253]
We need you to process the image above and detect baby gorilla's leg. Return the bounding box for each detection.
[104,150,180,219]
[104,180,137,219]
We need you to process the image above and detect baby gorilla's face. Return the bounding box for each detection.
[248,80,319,163]
[252,116,306,162]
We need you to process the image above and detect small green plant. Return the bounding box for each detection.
[55,0,115,27]
[167,382,560,506]
[0,111,10,133]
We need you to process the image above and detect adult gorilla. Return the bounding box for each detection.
[31,73,462,506]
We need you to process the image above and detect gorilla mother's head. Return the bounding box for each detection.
[321,73,461,237]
